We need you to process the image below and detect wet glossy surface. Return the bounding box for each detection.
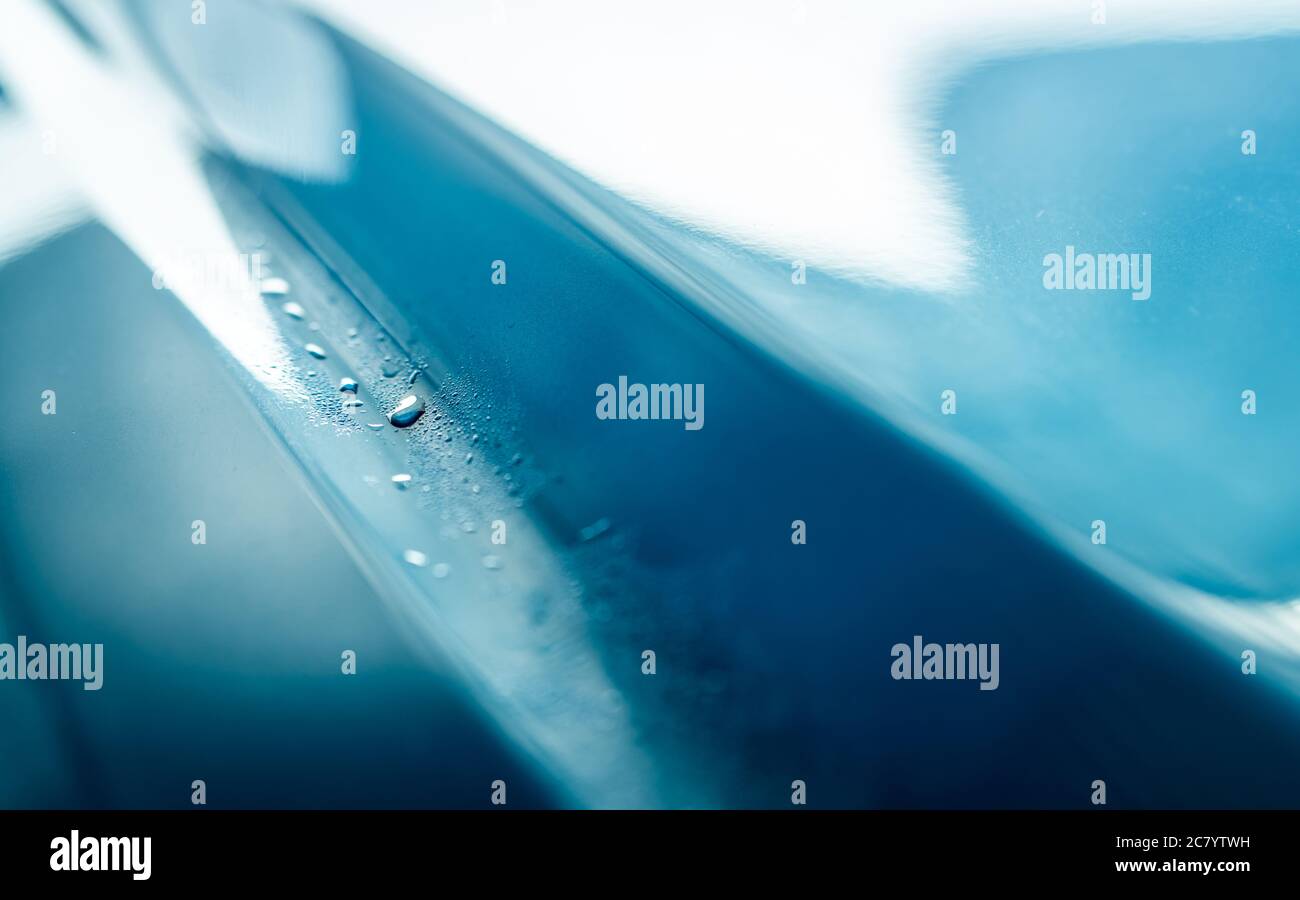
[1,0,1297,808]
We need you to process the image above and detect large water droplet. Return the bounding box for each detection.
[281,301,305,319]
[339,377,358,393]
[392,473,412,490]
[403,549,428,568]
[388,394,425,428]
[304,343,327,360]
[261,277,291,296]
[579,518,612,542]
[432,563,451,579]
[481,554,502,570]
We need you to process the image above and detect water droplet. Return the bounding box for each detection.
[304,343,327,359]
[281,300,305,319]
[432,563,451,579]
[366,423,386,431]
[342,397,363,409]
[308,322,321,332]
[464,452,473,463]
[392,473,412,489]
[347,327,359,338]
[460,521,476,533]
[306,370,317,377]
[579,518,612,542]
[408,370,421,385]
[339,377,358,393]
[261,277,291,297]
[511,453,523,466]
[403,549,428,568]
[381,362,400,378]
[481,554,502,570]
[388,394,424,428]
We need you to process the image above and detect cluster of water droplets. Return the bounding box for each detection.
[254,258,550,583]
[259,269,427,433]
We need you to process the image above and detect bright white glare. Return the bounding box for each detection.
[0,0,353,400]
[0,116,89,265]
[299,0,1300,293]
